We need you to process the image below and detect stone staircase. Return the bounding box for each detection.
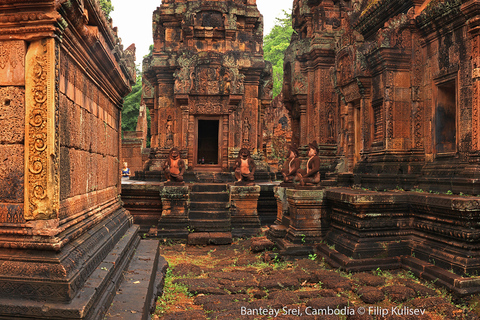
[187,183,232,244]
[321,172,338,187]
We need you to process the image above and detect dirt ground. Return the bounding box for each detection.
[152,235,480,320]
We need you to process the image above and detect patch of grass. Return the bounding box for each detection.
[155,268,194,316]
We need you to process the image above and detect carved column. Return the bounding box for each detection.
[463,1,480,153]
[384,70,394,150]
[180,105,189,149]
[257,100,264,152]
[222,114,229,170]
[474,41,480,153]
[347,102,355,172]
[188,114,195,167]
[24,38,59,220]
[299,103,307,146]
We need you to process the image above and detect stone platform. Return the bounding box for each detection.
[268,185,480,295]
[122,177,278,243]
[0,226,165,319]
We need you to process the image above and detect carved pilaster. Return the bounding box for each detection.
[24,38,59,220]
[385,71,394,149]
[465,4,480,152]
[299,104,307,146]
[180,105,189,149]
[222,115,229,170]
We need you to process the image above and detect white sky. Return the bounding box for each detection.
[110,0,292,65]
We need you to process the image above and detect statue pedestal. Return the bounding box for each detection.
[157,186,190,239]
[285,188,328,244]
[274,186,290,225]
[229,185,261,237]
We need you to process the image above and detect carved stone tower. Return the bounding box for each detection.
[142,0,272,172]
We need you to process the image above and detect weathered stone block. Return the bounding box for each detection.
[285,188,328,243]
[0,87,24,144]
[229,185,261,237]
[0,144,23,202]
[274,186,288,225]
[158,185,190,239]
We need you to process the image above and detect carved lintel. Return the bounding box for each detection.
[25,38,59,220]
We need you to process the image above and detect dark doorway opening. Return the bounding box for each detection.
[197,120,219,165]
[435,80,456,153]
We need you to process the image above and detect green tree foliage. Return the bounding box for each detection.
[99,0,114,19]
[263,10,294,98]
[121,69,152,147]
[121,72,142,132]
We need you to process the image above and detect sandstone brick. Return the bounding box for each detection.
[0,145,23,202]
[0,87,24,144]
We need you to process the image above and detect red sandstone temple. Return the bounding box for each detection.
[0,0,164,318]
[141,0,272,172]
[283,0,480,195]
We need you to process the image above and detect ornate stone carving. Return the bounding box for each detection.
[143,0,271,170]
[341,81,362,103]
[25,38,59,220]
[142,78,154,100]
[242,117,251,144]
[192,103,224,114]
[0,40,25,86]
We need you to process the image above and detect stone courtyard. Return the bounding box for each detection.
[150,236,480,320]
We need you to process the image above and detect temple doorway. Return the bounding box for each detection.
[196,119,220,168]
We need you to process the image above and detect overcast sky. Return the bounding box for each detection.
[110,0,293,65]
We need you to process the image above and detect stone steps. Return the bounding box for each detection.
[190,192,230,202]
[105,239,167,320]
[0,226,166,320]
[189,209,231,220]
[189,219,232,232]
[188,184,232,240]
[190,183,229,192]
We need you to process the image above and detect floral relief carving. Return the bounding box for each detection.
[0,42,8,69]
[25,39,58,220]
[0,40,26,86]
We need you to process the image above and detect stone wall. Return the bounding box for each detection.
[0,42,26,224]
[58,47,122,219]
[0,0,138,317]
[283,0,480,194]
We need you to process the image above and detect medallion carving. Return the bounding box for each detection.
[25,38,59,220]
